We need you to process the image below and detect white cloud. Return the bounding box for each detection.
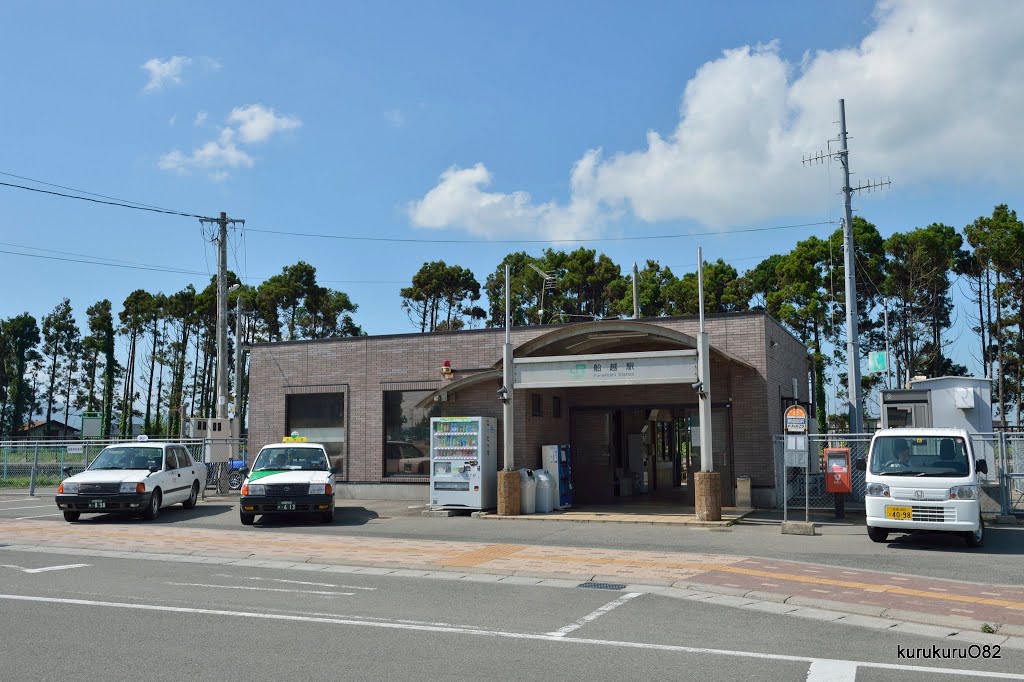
[384,109,405,128]
[168,115,176,127]
[158,128,254,180]
[141,56,192,92]
[409,0,1024,239]
[227,104,301,143]
[159,104,300,180]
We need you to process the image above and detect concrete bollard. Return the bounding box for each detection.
[736,475,752,509]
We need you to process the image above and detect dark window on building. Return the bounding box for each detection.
[531,393,543,417]
[286,393,346,468]
[552,396,562,418]
[384,390,439,478]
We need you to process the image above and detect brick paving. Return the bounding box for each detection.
[3,518,1023,626]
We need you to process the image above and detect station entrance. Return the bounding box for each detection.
[569,404,734,507]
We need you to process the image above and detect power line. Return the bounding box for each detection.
[245,220,837,245]
[0,180,210,219]
[0,170,189,214]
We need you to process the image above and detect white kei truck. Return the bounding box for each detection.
[857,428,988,547]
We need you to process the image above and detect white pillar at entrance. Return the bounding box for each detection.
[697,247,713,472]
[502,263,514,471]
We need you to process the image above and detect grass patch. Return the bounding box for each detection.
[981,623,996,634]
[1,475,61,488]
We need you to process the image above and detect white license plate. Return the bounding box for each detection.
[89,499,106,509]
[277,501,296,511]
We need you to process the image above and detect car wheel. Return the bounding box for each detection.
[240,512,255,526]
[142,490,161,520]
[963,516,985,548]
[182,482,199,509]
[63,511,80,522]
[867,525,889,543]
[228,471,244,490]
[321,508,335,524]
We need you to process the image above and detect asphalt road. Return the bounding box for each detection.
[0,549,1020,681]
[3,490,1022,586]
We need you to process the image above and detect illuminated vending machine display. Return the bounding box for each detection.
[541,444,573,509]
[430,416,497,510]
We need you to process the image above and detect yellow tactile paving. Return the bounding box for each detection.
[441,544,529,567]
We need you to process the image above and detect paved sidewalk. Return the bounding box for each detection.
[2,518,1022,635]
[475,505,753,525]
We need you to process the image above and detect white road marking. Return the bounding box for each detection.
[22,563,91,574]
[546,592,643,638]
[14,513,63,520]
[0,505,53,511]
[213,574,376,590]
[1,563,90,573]
[167,582,354,596]
[806,659,858,681]
[0,593,1019,679]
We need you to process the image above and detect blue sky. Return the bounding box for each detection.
[1,0,1022,402]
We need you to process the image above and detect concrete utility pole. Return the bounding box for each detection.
[199,211,245,421]
[803,99,889,434]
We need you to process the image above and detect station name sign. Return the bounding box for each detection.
[513,350,698,389]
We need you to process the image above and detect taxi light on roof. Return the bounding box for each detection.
[137,434,149,442]
[283,435,308,442]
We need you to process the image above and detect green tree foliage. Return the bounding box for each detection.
[254,262,362,342]
[40,299,80,429]
[401,261,481,332]
[0,314,41,436]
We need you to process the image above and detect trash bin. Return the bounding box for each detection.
[518,468,536,514]
[534,471,553,513]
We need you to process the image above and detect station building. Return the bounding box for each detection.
[248,312,810,509]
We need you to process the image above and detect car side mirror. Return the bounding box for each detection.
[976,459,988,475]
[62,466,73,478]
[854,457,866,472]
[330,466,338,475]
[149,464,160,473]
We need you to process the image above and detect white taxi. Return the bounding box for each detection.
[55,437,206,522]
[239,439,336,525]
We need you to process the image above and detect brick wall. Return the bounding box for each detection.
[248,312,804,492]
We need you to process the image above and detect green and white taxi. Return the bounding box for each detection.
[239,438,336,525]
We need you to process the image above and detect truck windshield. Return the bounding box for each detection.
[252,447,329,472]
[870,435,970,476]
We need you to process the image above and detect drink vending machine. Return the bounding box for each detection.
[429,416,497,510]
[541,444,573,509]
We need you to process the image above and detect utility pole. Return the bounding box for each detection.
[231,284,243,420]
[803,99,890,434]
[199,212,244,421]
[694,247,720,521]
[527,263,554,325]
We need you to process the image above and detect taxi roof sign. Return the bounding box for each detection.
[283,435,308,443]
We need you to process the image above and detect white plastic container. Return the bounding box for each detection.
[534,471,553,513]
[518,468,536,514]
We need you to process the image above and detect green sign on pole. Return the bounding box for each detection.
[868,351,887,373]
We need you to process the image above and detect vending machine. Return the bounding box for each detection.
[429,416,497,510]
[541,444,573,509]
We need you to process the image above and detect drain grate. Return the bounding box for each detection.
[577,581,626,591]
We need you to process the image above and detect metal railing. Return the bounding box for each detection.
[773,432,1023,516]
[0,438,247,494]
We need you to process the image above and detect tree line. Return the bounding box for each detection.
[0,261,361,439]
[3,203,1020,438]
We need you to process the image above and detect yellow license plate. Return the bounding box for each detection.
[885,506,912,520]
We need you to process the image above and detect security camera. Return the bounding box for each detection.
[496,386,509,403]
[691,381,703,391]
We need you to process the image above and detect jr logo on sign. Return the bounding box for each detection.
[569,363,586,377]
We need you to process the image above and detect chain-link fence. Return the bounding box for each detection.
[0,438,236,493]
[774,432,1023,515]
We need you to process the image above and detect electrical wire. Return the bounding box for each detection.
[0,180,210,219]
[245,220,837,245]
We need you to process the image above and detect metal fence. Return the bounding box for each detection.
[773,432,1024,516]
[0,438,247,493]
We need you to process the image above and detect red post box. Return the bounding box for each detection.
[824,448,852,494]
